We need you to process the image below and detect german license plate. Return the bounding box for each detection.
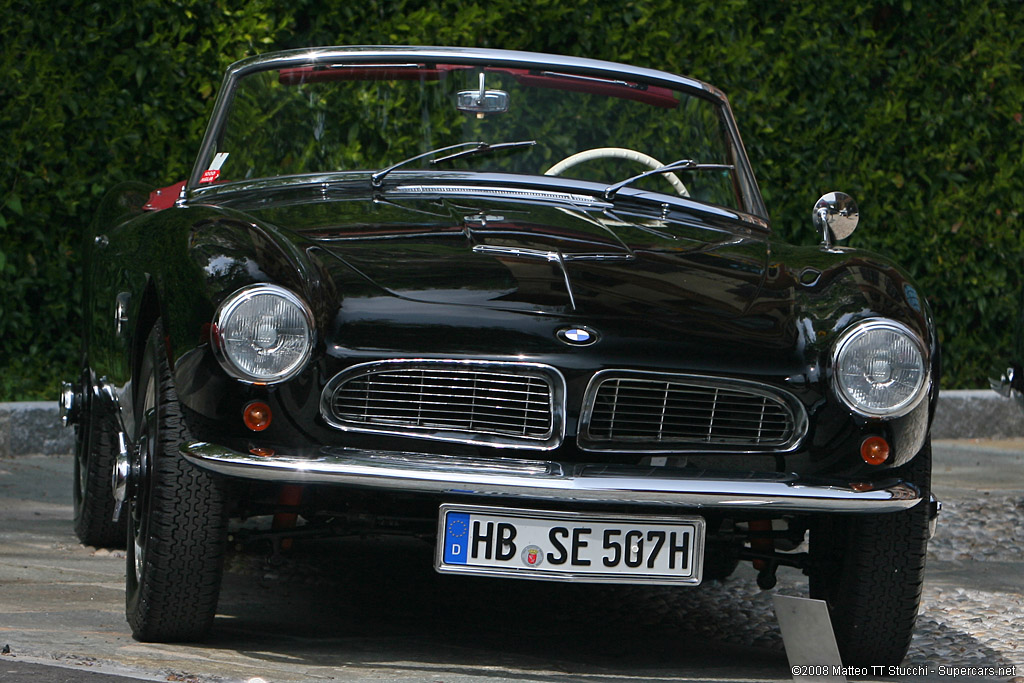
[435,504,704,584]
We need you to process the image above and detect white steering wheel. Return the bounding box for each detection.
[544,147,689,197]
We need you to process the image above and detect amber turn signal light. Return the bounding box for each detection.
[243,401,272,431]
[860,436,890,465]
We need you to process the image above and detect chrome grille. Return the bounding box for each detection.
[321,361,563,449]
[580,372,804,452]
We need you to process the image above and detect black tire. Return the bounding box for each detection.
[809,438,932,666]
[126,323,228,642]
[73,372,127,548]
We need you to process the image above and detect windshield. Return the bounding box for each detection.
[199,58,748,211]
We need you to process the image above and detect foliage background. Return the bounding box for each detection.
[1,0,1022,400]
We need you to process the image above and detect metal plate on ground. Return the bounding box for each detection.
[773,594,845,682]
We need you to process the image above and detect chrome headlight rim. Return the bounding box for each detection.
[213,283,315,384]
[831,318,930,419]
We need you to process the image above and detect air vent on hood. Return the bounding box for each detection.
[392,184,607,206]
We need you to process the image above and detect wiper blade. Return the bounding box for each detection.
[371,142,480,188]
[370,140,536,188]
[430,139,536,165]
[603,158,734,200]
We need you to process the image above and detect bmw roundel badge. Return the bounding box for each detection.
[557,325,599,346]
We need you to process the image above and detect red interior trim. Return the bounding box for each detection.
[144,181,185,211]
[277,64,678,108]
[279,64,470,85]
[487,68,679,109]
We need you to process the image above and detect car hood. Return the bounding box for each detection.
[190,187,932,379]
[197,188,821,374]
[241,193,770,321]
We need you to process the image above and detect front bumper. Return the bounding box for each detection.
[181,442,922,513]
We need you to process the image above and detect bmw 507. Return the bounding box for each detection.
[62,46,939,666]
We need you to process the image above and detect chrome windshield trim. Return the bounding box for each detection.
[223,46,718,99]
[181,442,922,513]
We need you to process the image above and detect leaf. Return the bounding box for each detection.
[1,0,1023,395]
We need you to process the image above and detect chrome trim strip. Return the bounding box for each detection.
[319,359,566,450]
[181,442,921,513]
[471,245,578,310]
[391,184,607,207]
[222,47,717,102]
[578,370,808,453]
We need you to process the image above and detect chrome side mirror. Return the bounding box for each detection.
[813,192,859,248]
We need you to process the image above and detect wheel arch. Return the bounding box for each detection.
[125,277,167,440]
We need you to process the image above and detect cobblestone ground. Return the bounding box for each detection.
[928,493,1024,563]
[221,490,1024,679]
[3,452,1022,681]
[913,492,1024,674]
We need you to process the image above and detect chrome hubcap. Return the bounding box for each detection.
[112,432,134,506]
[131,400,155,585]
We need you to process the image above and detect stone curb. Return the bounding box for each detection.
[0,401,76,458]
[2,390,1023,458]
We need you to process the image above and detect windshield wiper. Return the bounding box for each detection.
[431,140,536,164]
[370,140,536,188]
[603,159,734,200]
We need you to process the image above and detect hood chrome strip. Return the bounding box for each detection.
[472,245,577,310]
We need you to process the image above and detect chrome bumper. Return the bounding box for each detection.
[181,442,922,513]
[991,365,1024,409]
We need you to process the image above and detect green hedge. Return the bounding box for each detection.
[2,0,1022,400]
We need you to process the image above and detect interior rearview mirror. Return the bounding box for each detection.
[457,73,510,115]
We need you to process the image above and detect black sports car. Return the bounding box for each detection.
[62,46,939,665]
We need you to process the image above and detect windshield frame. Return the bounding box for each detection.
[188,46,768,224]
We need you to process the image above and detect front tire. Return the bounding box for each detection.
[126,323,228,642]
[809,438,932,666]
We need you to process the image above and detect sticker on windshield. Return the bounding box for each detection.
[200,152,230,184]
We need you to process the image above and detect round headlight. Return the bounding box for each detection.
[214,284,314,383]
[832,319,928,418]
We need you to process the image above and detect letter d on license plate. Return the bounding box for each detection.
[436,504,704,585]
